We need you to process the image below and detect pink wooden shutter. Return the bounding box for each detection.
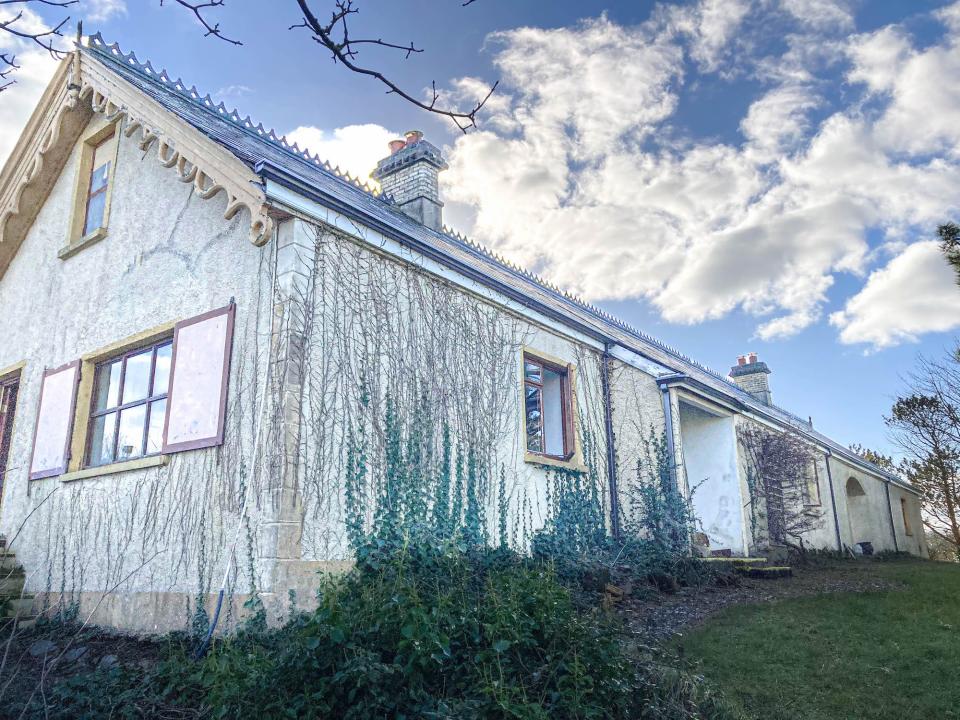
[29,360,81,480]
[162,303,236,454]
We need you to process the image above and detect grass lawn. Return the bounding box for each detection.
[678,559,960,720]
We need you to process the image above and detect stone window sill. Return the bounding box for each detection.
[524,451,587,473]
[60,454,167,483]
[58,227,107,260]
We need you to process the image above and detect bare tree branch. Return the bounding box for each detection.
[0,0,74,91]
[160,0,241,45]
[291,0,497,132]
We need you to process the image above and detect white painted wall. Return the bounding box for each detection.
[678,402,744,554]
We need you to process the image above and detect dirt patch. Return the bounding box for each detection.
[620,561,904,641]
[0,620,165,715]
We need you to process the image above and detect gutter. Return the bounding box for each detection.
[823,451,843,551]
[601,343,621,539]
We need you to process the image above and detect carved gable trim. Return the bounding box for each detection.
[0,46,274,280]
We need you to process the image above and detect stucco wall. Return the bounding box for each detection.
[0,110,928,634]
[0,114,274,632]
[829,456,924,555]
[278,218,628,563]
[678,402,744,554]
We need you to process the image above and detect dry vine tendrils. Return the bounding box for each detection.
[290,0,498,132]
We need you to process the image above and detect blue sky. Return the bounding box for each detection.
[4,0,960,457]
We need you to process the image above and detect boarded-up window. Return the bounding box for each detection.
[29,361,80,479]
[804,460,822,506]
[900,497,913,536]
[162,304,235,453]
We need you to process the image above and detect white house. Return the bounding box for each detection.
[0,35,926,632]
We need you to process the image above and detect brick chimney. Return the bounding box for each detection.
[729,352,772,405]
[372,130,448,231]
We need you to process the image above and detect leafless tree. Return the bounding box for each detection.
[738,424,821,551]
[887,343,960,560]
[289,0,497,131]
[3,1,498,129]
[158,0,239,45]
[0,0,75,92]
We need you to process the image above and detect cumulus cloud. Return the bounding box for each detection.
[0,8,60,168]
[83,0,127,22]
[440,0,960,350]
[830,242,960,348]
[779,0,855,31]
[285,123,399,183]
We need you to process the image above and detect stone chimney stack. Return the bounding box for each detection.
[729,352,772,405]
[372,130,448,231]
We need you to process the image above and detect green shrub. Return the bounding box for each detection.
[33,542,737,720]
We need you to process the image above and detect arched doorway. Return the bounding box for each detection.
[845,477,872,549]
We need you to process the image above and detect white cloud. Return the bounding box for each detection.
[779,0,855,31]
[439,0,960,350]
[669,0,753,73]
[285,123,399,183]
[83,0,127,22]
[830,241,960,348]
[0,9,60,168]
[740,84,820,160]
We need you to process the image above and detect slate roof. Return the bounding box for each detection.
[82,34,913,492]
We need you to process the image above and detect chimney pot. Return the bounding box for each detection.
[729,353,772,405]
[373,130,448,231]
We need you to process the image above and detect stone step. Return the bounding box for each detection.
[2,594,36,617]
[0,550,18,568]
[0,575,26,595]
[701,556,768,564]
[0,614,37,630]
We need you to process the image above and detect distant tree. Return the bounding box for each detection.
[940,223,960,286]
[849,443,896,472]
[925,530,959,562]
[887,343,960,561]
[738,424,821,551]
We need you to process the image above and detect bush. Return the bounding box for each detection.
[32,541,737,720]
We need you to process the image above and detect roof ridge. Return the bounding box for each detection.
[438,223,734,384]
[85,32,387,200]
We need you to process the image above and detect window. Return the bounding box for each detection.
[804,460,822,506]
[82,134,116,237]
[61,121,121,260]
[0,376,20,499]
[27,306,235,482]
[523,353,573,459]
[86,340,172,468]
[901,498,913,536]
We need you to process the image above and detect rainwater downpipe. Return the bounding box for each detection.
[601,343,621,539]
[823,450,843,551]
